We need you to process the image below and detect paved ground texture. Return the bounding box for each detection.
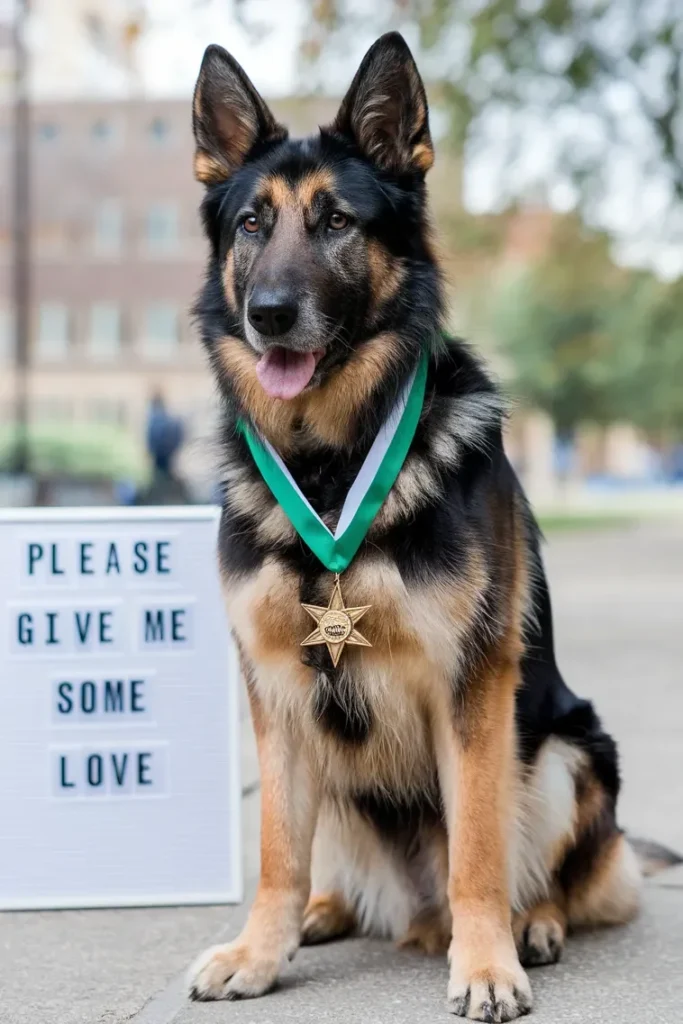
[1,521,682,1024]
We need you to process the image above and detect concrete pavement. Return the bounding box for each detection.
[176,883,683,1024]
[1,520,682,1024]
[545,520,683,853]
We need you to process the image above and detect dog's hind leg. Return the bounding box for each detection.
[301,892,356,945]
[511,733,640,970]
[554,726,641,931]
[564,831,641,929]
[398,906,451,955]
[306,798,417,941]
[508,737,581,968]
[513,894,566,967]
[397,822,450,955]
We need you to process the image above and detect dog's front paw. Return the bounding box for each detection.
[447,948,532,1022]
[187,939,287,1001]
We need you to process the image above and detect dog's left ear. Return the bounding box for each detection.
[330,32,434,175]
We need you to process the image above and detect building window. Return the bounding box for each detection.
[37,122,59,142]
[88,304,121,361]
[146,203,178,252]
[36,303,69,361]
[91,118,115,143]
[143,304,179,361]
[148,116,170,144]
[94,199,123,254]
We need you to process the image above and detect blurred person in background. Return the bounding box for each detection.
[136,391,190,504]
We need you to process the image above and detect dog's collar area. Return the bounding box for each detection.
[237,349,428,574]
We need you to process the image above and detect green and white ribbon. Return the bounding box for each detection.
[237,350,428,573]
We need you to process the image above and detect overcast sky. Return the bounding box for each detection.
[139,0,305,98]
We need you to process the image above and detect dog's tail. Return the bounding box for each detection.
[628,836,683,877]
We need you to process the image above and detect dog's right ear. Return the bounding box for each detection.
[192,44,287,185]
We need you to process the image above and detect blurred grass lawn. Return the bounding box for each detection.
[0,424,148,483]
[538,514,638,533]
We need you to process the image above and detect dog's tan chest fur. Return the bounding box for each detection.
[224,553,487,794]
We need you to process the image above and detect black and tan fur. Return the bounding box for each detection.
[187,34,641,1022]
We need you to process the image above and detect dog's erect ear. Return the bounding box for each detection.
[192,44,287,185]
[331,32,433,175]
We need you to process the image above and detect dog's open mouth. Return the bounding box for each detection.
[255,347,324,400]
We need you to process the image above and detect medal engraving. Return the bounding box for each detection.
[301,575,372,667]
[319,610,352,642]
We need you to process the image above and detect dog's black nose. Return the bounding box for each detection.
[247,291,298,337]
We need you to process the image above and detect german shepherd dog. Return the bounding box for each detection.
[187,33,641,1021]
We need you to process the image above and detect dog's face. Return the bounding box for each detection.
[193,33,434,401]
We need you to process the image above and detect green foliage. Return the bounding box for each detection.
[488,217,612,432]
[0,424,149,482]
[303,0,683,215]
[492,271,614,434]
[490,218,683,439]
[444,0,682,198]
[299,5,683,435]
[606,276,683,437]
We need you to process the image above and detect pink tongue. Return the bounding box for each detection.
[256,347,317,400]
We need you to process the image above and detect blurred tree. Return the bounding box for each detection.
[302,4,683,437]
[302,1,683,233]
[606,275,683,441]
[490,216,683,442]
[489,216,624,435]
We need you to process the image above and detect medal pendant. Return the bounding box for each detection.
[301,574,372,667]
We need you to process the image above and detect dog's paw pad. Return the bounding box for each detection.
[448,971,532,1021]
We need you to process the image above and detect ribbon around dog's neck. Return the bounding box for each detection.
[236,349,428,573]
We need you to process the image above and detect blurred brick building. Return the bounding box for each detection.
[0,99,205,436]
[0,94,335,491]
[0,0,559,497]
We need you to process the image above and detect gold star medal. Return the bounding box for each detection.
[301,574,372,667]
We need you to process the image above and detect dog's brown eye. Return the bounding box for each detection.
[243,215,260,234]
[328,212,348,231]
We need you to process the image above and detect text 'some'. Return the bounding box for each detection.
[0,507,241,910]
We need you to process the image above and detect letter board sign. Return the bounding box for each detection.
[0,506,241,909]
